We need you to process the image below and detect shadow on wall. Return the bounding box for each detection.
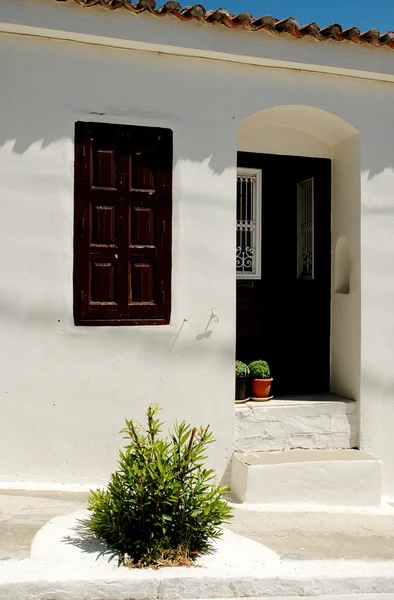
[2,32,394,179]
[235,84,394,181]
[0,39,242,348]
[361,168,394,215]
[0,35,237,175]
[335,237,350,295]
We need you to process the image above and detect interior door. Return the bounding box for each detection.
[236,153,331,395]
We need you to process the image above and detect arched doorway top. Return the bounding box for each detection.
[238,105,359,147]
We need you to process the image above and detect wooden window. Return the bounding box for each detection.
[73,122,172,326]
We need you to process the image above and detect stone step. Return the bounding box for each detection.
[235,394,357,452]
[231,449,382,507]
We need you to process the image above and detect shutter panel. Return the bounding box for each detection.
[125,128,172,322]
[74,123,172,326]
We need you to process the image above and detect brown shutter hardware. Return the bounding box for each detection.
[73,122,172,326]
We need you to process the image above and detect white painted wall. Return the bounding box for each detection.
[3,0,394,79]
[331,135,361,403]
[0,34,239,485]
[1,5,394,494]
[361,165,394,499]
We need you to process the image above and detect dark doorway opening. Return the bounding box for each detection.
[236,152,331,396]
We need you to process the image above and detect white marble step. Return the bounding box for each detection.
[235,394,357,452]
[231,449,382,507]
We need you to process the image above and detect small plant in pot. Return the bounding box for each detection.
[235,361,250,402]
[248,360,273,399]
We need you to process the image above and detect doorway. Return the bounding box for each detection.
[236,152,331,395]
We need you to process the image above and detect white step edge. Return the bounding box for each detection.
[2,558,394,599]
[231,449,382,507]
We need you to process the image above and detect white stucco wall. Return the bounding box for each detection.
[361,165,394,498]
[0,34,240,485]
[1,3,394,494]
[331,135,361,403]
[3,0,394,80]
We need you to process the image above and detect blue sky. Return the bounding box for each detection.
[201,1,394,33]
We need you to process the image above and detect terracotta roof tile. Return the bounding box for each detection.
[56,0,394,50]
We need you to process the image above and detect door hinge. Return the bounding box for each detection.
[160,221,166,236]
[160,291,165,305]
[79,290,85,304]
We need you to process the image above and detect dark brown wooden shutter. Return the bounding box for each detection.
[74,122,172,326]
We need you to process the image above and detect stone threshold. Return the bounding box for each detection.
[236,393,356,407]
[235,393,358,453]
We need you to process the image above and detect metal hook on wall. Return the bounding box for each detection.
[210,308,219,323]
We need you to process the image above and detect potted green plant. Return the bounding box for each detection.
[248,360,273,399]
[235,361,249,403]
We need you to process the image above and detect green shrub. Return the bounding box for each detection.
[248,360,270,379]
[88,404,232,568]
[235,360,250,379]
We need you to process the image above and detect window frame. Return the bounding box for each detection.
[236,167,262,281]
[73,121,173,327]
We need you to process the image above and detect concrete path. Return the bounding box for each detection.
[230,505,394,560]
[2,489,394,561]
[2,490,394,599]
[0,489,87,559]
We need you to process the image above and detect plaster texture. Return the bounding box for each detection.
[1,0,394,497]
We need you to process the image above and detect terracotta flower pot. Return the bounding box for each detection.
[250,378,273,399]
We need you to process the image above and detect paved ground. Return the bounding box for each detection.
[0,490,87,560]
[2,489,394,561]
[230,504,394,560]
